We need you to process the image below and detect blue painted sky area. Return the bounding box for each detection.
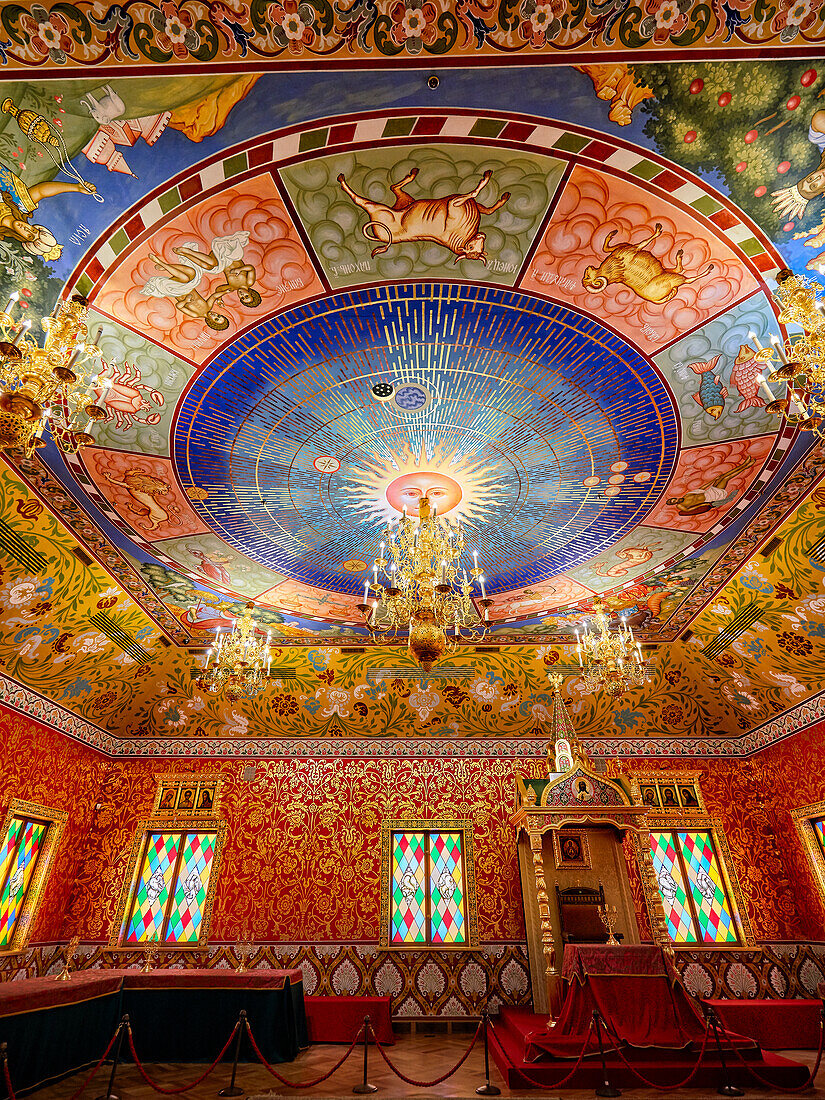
[49,66,651,281]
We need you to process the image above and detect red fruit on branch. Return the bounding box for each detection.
[735,161,747,172]
[684,130,697,143]
[801,69,817,87]
[718,92,732,106]
[689,78,704,94]
[745,130,758,143]
[787,95,801,110]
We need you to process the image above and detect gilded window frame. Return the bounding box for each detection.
[0,798,67,953]
[634,812,755,949]
[111,813,227,949]
[380,817,479,950]
[791,798,825,903]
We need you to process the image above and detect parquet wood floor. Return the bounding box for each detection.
[29,1035,825,1100]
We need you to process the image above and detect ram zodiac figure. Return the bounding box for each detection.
[582,223,714,304]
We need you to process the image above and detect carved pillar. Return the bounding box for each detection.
[528,826,561,1020]
[634,834,673,956]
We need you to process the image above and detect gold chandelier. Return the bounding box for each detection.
[574,599,651,698]
[196,603,273,700]
[758,268,825,439]
[361,497,490,672]
[0,293,108,456]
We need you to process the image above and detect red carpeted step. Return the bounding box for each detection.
[708,998,822,1049]
[488,1010,810,1091]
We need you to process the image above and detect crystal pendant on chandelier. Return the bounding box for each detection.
[574,599,652,698]
[758,268,825,440]
[196,603,273,700]
[0,293,109,457]
[360,495,491,673]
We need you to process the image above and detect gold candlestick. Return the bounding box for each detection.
[55,935,80,981]
[598,903,620,946]
[141,931,160,972]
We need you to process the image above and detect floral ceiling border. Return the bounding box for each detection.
[2,669,822,759]
[0,0,822,75]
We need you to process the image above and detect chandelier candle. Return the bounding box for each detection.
[362,493,489,672]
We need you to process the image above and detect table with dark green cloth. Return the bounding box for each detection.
[0,972,123,1094]
[117,968,307,1064]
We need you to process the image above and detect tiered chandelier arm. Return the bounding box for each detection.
[0,293,109,456]
[360,497,490,672]
[574,599,652,698]
[758,268,825,438]
[196,603,273,700]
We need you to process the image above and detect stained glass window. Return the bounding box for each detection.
[390,830,468,946]
[123,831,217,945]
[649,830,738,945]
[0,816,48,948]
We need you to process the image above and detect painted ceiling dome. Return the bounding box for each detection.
[0,58,822,746]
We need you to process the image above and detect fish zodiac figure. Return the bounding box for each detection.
[337,166,510,265]
[582,223,714,304]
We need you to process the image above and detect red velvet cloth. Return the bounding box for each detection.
[117,967,302,990]
[525,945,714,1061]
[709,999,822,1050]
[0,972,122,1017]
[305,995,394,1044]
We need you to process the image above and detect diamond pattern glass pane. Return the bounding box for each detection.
[649,831,697,944]
[814,819,825,857]
[0,819,45,947]
[391,832,426,944]
[125,833,179,944]
[678,831,738,944]
[0,818,23,894]
[165,833,216,944]
[429,832,466,944]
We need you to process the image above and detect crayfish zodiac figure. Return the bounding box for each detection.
[337,166,510,265]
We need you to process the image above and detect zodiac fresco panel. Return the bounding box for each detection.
[520,165,759,352]
[93,173,324,363]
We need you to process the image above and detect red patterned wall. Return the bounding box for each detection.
[2,699,824,947]
[63,755,525,943]
[0,709,107,941]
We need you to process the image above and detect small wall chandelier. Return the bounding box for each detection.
[0,293,108,456]
[196,603,273,700]
[360,497,490,673]
[758,268,825,439]
[574,599,651,698]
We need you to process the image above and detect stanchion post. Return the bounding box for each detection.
[94,1014,128,1100]
[1,1041,11,1100]
[352,1014,378,1094]
[592,1010,620,1098]
[706,1004,744,1097]
[476,1009,501,1096]
[218,1009,246,1097]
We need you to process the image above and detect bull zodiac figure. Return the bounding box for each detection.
[582,223,714,304]
[337,166,510,265]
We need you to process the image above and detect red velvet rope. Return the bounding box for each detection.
[126,1021,239,1094]
[1,1049,15,1100]
[600,1014,712,1091]
[723,1007,825,1094]
[244,1018,362,1087]
[67,1024,123,1100]
[488,1015,597,1090]
[369,1019,482,1087]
